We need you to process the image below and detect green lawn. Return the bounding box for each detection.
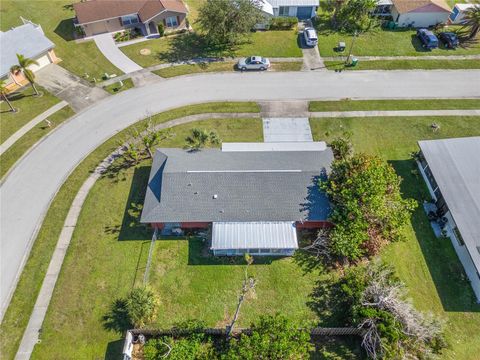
[324,59,480,70]
[315,13,480,57]
[102,78,135,95]
[310,115,480,360]
[121,30,301,68]
[1,87,61,144]
[0,106,75,179]
[0,1,122,79]
[153,61,303,78]
[309,99,480,112]
[0,103,259,360]
[30,118,263,359]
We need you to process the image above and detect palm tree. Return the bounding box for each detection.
[10,54,40,96]
[184,128,221,151]
[0,80,16,112]
[463,3,480,40]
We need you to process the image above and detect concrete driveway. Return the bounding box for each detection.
[263,118,313,142]
[1,70,480,320]
[36,64,109,112]
[94,33,143,74]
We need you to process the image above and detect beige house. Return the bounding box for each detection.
[390,0,451,28]
[73,0,188,37]
[0,19,59,92]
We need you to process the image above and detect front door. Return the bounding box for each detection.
[297,6,313,20]
[148,21,158,35]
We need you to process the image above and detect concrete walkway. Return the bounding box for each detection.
[2,70,480,324]
[36,64,109,112]
[0,101,69,156]
[322,54,480,61]
[94,33,143,74]
[309,109,480,117]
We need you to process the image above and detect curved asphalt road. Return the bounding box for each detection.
[1,70,480,319]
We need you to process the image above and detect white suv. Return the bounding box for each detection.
[303,27,318,47]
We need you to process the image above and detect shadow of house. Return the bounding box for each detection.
[116,166,152,241]
[390,159,480,313]
[54,18,77,42]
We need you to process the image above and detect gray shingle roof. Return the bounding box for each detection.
[0,23,54,78]
[418,136,480,272]
[141,148,333,223]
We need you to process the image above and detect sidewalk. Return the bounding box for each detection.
[322,54,480,61]
[0,101,69,156]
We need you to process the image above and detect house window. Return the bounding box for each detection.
[279,6,290,16]
[165,16,178,28]
[453,227,465,246]
[121,14,139,25]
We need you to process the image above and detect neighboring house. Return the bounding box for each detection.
[389,0,451,27]
[0,19,58,92]
[141,144,334,256]
[73,0,188,37]
[449,3,477,24]
[260,0,320,20]
[417,137,480,302]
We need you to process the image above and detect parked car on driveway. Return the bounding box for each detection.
[237,56,271,71]
[303,27,318,47]
[417,28,439,49]
[438,32,459,48]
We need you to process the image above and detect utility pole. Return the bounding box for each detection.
[345,30,358,65]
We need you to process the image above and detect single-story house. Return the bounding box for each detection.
[260,0,320,20]
[417,137,480,302]
[390,0,451,28]
[73,0,188,37]
[449,3,477,24]
[141,145,334,256]
[0,19,58,92]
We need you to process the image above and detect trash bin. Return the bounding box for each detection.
[337,41,346,52]
[350,57,358,67]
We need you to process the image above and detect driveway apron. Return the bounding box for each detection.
[94,33,143,74]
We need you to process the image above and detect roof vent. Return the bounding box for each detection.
[194,191,199,195]
[213,194,218,199]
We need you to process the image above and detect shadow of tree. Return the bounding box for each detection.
[102,298,132,333]
[105,339,125,360]
[156,32,237,63]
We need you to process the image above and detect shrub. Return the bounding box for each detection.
[158,23,165,37]
[269,17,298,30]
[125,286,160,328]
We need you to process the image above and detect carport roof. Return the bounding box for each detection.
[266,0,320,6]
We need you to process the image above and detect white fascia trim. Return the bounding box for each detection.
[141,9,168,24]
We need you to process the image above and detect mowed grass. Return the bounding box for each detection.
[0,103,259,360]
[309,99,480,112]
[153,61,303,78]
[102,78,135,95]
[310,116,480,360]
[121,30,301,68]
[150,240,318,328]
[324,59,480,70]
[30,118,263,359]
[0,1,122,79]
[315,13,480,57]
[0,106,75,179]
[1,87,61,143]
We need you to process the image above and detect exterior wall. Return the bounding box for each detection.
[27,53,52,72]
[296,221,332,230]
[81,18,123,37]
[273,6,316,18]
[396,11,450,27]
[47,49,60,63]
[147,11,187,34]
[213,248,296,256]
[180,222,210,229]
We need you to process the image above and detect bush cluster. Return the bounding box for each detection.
[269,17,298,30]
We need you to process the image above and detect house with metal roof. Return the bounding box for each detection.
[260,0,320,19]
[0,19,58,91]
[73,0,188,37]
[141,146,333,256]
[417,137,480,301]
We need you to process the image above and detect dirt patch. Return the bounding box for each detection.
[140,48,152,56]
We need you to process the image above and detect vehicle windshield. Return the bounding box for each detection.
[307,30,317,40]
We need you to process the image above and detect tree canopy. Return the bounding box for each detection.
[322,153,416,261]
[125,286,160,328]
[331,0,379,32]
[197,0,264,46]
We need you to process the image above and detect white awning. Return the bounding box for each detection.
[211,222,298,250]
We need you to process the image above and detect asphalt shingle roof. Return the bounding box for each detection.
[0,23,54,78]
[141,148,333,223]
